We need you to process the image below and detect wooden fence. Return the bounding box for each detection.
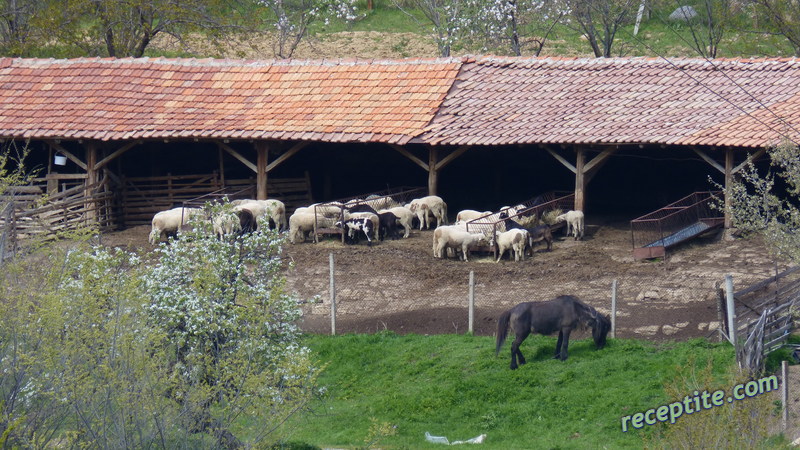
[122,172,313,226]
[720,268,800,374]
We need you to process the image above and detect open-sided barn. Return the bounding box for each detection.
[1,55,799,244]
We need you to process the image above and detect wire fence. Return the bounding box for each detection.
[290,246,793,342]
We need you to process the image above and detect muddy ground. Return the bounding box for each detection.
[104,217,790,340]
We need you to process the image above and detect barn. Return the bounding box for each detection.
[1,55,800,245]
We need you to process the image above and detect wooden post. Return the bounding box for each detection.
[468,271,475,334]
[782,360,788,431]
[716,281,726,342]
[428,146,438,196]
[330,253,336,336]
[574,148,586,211]
[256,142,268,200]
[85,143,98,223]
[218,147,226,188]
[611,279,617,339]
[724,148,734,229]
[725,274,737,347]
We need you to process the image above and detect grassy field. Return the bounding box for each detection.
[276,332,743,449]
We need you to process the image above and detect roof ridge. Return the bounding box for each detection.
[8,56,464,68]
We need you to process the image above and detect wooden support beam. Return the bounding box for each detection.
[218,142,257,173]
[583,148,616,177]
[732,148,767,174]
[435,145,470,171]
[95,141,137,170]
[545,147,577,174]
[724,148,734,229]
[266,142,308,173]
[85,143,98,222]
[390,144,428,171]
[428,146,438,196]
[256,142,268,200]
[575,148,586,211]
[50,142,87,171]
[692,148,726,174]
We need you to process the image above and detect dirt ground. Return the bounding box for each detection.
[103,217,790,340]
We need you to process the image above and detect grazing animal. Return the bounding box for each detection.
[380,206,414,238]
[288,212,335,244]
[233,199,287,231]
[495,295,611,369]
[455,209,492,223]
[377,211,400,240]
[336,218,375,246]
[493,228,529,262]
[237,208,257,234]
[211,209,241,239]
[528,224,553,253]
[555,210,584,240]
[408,196,448,229]
[432,226,487,261]
[149,207,202,244]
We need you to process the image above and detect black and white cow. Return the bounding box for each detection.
[336,218,375,246]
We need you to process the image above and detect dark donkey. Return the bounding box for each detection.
[495,295,611,369]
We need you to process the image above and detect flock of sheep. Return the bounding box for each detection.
[148,193,586,263]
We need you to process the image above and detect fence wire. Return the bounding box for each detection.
[287,240,791,341]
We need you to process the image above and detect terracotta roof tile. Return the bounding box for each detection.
[418,56,800,148]
[0,57,461,144]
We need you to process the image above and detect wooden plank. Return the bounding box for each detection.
[218,142,257,173]
[266,142,308,173]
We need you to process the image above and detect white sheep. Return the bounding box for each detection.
[149,207,203,244]
[408,195,448,230]
[212,209,241,239]
[432,225,487,262]
[288,212,336,244]
[347,212,379,240]
[455,209,493,223]
[555,210,585,240]
[234,199,287,231]
[493,228,530,262]
[380,206,415,238]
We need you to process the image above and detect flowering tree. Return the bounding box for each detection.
[725,138,800,263]
[144,206,320,447]
[0,203,320,448]
[259,0,360,58]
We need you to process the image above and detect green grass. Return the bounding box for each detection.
[279,332,739,449]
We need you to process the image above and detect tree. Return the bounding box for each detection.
[672,0,731,58]
[258,0,360,58]
[470,0,566,56]
[36,0,253,57]
[143,205,320,448]
[0,0,45,55]
[393,0,468,56]
[565,0,637,57]
[724,138,800,262]
[753,0,800,56]
[0,201,320,447]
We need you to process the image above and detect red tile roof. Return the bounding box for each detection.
[0,57,462,144]
[1,56,800,148]
[420,56,800,148]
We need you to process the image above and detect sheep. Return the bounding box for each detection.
[432,225,488,262]
[380,206,414,238]
[408,196,448,229]
[493,228,530,262]
[288,212,336,244]
[335,217,375,246]
[556,210,585,240]
[347,212,379,240]
[528,224,554,253]
[149,207,203,244]
[234,199,287,231]
[377,211,400,240]
[455,209,492,223]
[212,209,241,239]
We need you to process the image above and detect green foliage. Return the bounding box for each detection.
[648,357,784,449]
[0,213,319,448]
[279,333,736,448]
[723,139,800,264]
[0,139,34,197]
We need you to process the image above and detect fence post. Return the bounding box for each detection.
[782,360,788,431]
[329,253,336,336]
[725,274,737,348]
[468,271,475,334]
[611,279,617,339]
[716,281,726,343]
